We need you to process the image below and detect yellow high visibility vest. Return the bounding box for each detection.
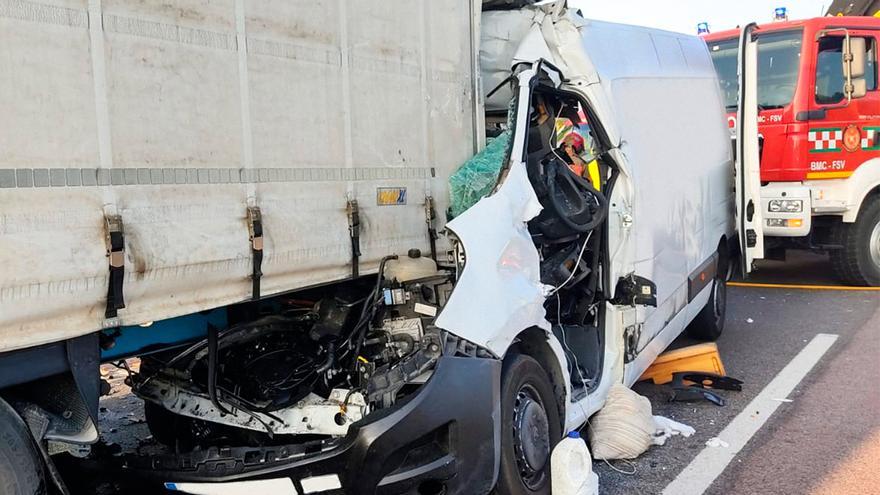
[587,159,601,191]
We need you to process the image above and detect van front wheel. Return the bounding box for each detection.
[496,355,562,495]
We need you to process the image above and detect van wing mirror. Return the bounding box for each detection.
[843,36,867,99]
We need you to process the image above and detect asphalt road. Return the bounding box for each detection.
[596,251,880,495]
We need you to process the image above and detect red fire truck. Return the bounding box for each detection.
[705,16,880,286]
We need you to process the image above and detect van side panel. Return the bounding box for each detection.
[572,21,733,384]
[584,31,731,346]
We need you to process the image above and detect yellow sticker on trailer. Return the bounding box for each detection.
[377,187,407,206]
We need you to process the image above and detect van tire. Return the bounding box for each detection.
[496,355,562,495]
[0,398,45,495]
[830,197,880,287]
[686,274,727,341]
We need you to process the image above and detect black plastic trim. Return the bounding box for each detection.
[795,109,828,121]
[115,356,502,495]
[688,253,719,303]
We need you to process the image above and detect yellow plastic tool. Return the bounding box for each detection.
[638,342,726,385]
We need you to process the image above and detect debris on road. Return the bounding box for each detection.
[639,342,726,384]
[638,342,743,406]
[669,372,744,407]
[652,416,695,446]
[705,437,730,448]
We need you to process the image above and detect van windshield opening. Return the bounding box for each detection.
[708,29,804,112]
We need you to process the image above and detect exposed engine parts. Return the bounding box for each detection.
[137,377,367,436]
[131,250,455,446]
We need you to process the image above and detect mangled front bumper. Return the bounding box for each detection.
[121,356,501,495]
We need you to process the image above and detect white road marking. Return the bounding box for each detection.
[661,333,839,495]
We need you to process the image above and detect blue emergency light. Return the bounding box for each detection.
[697,22,710,35]
[774,7,788,21]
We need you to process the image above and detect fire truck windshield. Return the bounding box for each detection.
[709,30,804,112]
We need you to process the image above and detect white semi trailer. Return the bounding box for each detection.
[0,1,757,494]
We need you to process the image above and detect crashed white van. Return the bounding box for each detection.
[0,2,750,495]
[442,6,740,493]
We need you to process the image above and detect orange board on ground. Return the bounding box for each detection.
[639,342,726,385]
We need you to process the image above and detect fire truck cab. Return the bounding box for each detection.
[706,16,880,285]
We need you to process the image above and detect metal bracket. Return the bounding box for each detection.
[247,207,263,301]
[623,324,641,364]
[104,215,125,318]
[347,199,361,278]
[424,196,438,262]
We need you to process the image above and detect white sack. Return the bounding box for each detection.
[588,384,655,460]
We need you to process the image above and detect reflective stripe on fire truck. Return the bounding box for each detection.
[863,127,880,151]
[806,170,854,179]
[808,128,843,152]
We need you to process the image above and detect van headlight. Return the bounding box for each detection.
[768,199,803,213]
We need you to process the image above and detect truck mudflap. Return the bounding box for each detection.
[116,356,501,495]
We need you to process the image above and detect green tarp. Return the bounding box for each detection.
[447,130,511,219]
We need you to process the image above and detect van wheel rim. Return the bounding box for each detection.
[512,384,550,489]
[870,219,880,269]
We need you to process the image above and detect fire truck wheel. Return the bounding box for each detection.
[831,196,880,287]
[0,398,46,495]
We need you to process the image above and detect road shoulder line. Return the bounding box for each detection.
[661,333,839,495]
[728,281,880,291]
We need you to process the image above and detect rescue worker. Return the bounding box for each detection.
[558,119,602,191]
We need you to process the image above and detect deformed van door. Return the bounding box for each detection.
[736,23,765,275]
[435,64,552,357]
